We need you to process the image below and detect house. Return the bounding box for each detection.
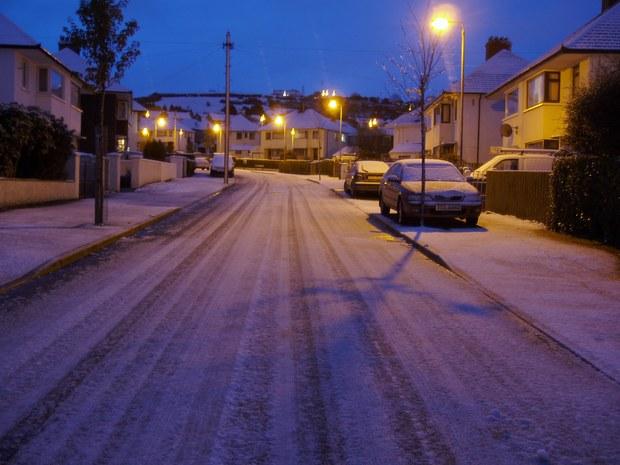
[487,1,620,150]
[55,46,136,154]
[386,111,422,160]
[207,114,260,157]
[0,14,85,142]
[425,38,528,167]
[128,99,148,152]
[138,110,198,153]
[258,109,347,160]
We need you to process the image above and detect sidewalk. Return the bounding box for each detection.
[0,173,231,291]
[309,175,620,383]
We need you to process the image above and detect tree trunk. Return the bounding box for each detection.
[94,90,106,225]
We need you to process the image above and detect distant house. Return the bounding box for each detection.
[425,39,528,167]
[139,110,198,153]
[55,47,136,154]
[258,109,348,160]
[487,1,620,150]
[208,114,260,157]
[0,14,85,142]
[386,111,422,160]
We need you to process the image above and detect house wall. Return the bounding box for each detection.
[0,50,16,102]
[260,128,339,160]
[393,123,421,146]
[120,158,176,189]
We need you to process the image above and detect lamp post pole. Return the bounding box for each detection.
[458,23,465,167]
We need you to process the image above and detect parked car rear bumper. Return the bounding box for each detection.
[402,202,481,218]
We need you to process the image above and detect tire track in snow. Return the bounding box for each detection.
[0,179,266,464]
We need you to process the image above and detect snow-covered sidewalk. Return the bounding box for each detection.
[310,174,620,382]
[0,173,231,291]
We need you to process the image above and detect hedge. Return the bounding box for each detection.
[549,156,620,247]
[0,103,74,180]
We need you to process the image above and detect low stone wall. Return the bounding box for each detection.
[0,153,80,209]
[121,158,176,189]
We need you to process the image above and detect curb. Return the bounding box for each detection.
[0,208,180,295]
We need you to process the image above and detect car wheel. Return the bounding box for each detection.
[343,182,349,194]
[466,215,479,227]
[379,193,390,216]
[397,199,408,225]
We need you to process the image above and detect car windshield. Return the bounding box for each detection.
[402,164,464,182]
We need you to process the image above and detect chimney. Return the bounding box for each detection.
[485,36,512,60]
[602,0,620,11]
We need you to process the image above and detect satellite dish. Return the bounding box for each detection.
[500,124,513,137]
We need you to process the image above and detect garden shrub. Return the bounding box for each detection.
[142,140,167,161]
[0,103,73,179]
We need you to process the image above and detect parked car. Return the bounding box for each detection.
[210,153,235,177]
[344,160,389,197]
[470,152,554,181]
[379,159,482,225]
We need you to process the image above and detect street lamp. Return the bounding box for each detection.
[431,13,465,167]
[274,114,286,160]
[328,98,343,146]
[290,128,296,155]
[212,123,222,151]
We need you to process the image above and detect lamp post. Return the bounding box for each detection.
[274,114,286,160]
[431,15,465,167]
[212,123,222,151]
[328,98,343,147]
[290,128,296,156]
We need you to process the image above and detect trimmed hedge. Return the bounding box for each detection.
[279,160,311,175]
[143,140,167,161]
[0,103,74,179]
[549,156,620,247]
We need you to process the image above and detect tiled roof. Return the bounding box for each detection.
[0,14,38,47]
[449,49,528,94]
[260,109,342,132]
[386,111,421,127]
[488,3,620,96]
[209,115,259,132]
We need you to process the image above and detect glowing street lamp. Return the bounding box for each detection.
[431,12,465,166]
[328,98,344,145]
[141,127,150,138]
[274,114,287,159]
[290,128,296,153]
[212,122,222,150]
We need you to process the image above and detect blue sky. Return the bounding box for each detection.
[0,1,601,98]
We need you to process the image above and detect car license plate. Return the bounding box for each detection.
[436,204,462,211]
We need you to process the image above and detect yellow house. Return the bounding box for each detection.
[488,2,620,150]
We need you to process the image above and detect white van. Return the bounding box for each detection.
[471,152,554,181]
[209,153,235,177]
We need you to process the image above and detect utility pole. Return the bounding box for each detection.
[223,31,233,185]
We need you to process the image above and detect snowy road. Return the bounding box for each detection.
[1,172,618,465]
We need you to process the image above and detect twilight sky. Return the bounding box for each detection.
[0,1,601,98]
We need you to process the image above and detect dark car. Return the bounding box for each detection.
[343,160,389,197]
[378,159,482,225]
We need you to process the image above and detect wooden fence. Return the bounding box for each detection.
[485,171,551,223]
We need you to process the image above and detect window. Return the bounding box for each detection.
[441,103,451,123]
[236,132,242,140]
[116,137,127,152]
[249,132,256,140]
[116,100,128,120]
[434,106,441,124]
[494,159,518,171]
[51,70,64,99]
[266,132,271,140]
[312,130,319,139]
[38,68,48,92]
[572,65,581,97]
[505,88,519,116]
[71,83,80,107]
[313,148,319,160]
[527,72,560,108]
[20,60,29,89]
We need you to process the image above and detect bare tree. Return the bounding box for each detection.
[383,1,444,226]
[62,0,140,225]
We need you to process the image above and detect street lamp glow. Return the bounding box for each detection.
[212,123,221,133]
[141,127,150,137]
[328,99,338,110]
[157,116,167,128]
[431,17,450,32]
[145,110,150,118]
[274,115,284,127]
[259,114,266,124]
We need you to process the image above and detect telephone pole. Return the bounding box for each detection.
[223,32,233,185]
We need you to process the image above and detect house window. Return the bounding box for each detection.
[527,72,560,108]
[441,103,451,123]
[572,65,581,97]
[38,68,48,92]
[249,132,256,140]
[70,83,80,107]
[116,136,127,152]
[434,106,441,124]
[51,70,64,99]
[312,130,319,139]
[313,148,319,160]
[116,100,128,120]
[505,88,519,116]
[20,60,29,89]
[236,132,242,140]
[266,132,272,140]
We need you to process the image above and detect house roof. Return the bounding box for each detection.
[386,111,421,128]
[260,108,344,132]
[449,49,529,94]
[0,14,38,47]
[208,114,259,132]
[488,2,620,96]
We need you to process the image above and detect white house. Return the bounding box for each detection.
[258,109,346,160]
[425,43,528,167]
[138,110,198,153]
[0,14,85,140]
[487,2,620,150]
[386,111,422,160]
[207,114,260,157]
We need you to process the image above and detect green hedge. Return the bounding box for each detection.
[235,158,281,170]
[279,160,311,174]
[0,103,74,179]
[549,156,620,247]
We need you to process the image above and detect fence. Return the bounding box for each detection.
[485,171,551,223]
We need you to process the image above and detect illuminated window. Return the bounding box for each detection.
[527,72,560,108]
[505,88,519,116]
[51,70,64,99]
